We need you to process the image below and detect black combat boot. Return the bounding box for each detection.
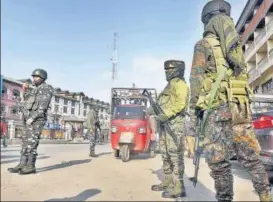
[89,151,98,157]
[89,145,98,157]
[8,155,28,173]
[151,174,173,191]
[162,180,186,198]
[19,154,37,175]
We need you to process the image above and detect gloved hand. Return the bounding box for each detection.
[26,118,34,126]
[154,113,169,123]
[195,107,204,118]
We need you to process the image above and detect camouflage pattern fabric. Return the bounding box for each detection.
[89,130,96,153]
[203,106,270,201]
[157,76,189,182]
[189,36,271,201]
[203,14,246,76]
[21,120,46,156]
[21,82,53,157]
[159,121,185,181]
[86,109,99,154]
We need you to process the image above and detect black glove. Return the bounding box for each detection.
[195,107,204,119]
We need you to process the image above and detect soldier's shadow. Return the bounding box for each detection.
[1,154,24,159]
[0,149,21,153]
[97,152,112,157]
[151,168,216,201]
[37,159,91,173]
[44,189,101,201]
[130,153,151,160]
[1,155,50,164]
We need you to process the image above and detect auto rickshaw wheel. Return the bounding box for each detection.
[120,144,130,162]
[114,150,120,158]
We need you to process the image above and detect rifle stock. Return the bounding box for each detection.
[142,89,179,147]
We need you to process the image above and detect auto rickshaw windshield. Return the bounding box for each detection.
[113,105,146,120]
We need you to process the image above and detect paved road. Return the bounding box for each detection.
[1,144,272,201]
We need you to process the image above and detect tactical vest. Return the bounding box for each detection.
[196,34,252,111]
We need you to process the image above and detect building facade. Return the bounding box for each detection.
[236,0,273,94]
[1,75,110,139]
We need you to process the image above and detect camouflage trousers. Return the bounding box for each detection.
[203,108,271,201]
[159,120,185,181]
[185,136,195,158]
[89,131,97,154]
[21,120,46,157]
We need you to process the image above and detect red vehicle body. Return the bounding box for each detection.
[110,88,157,162]
[251,94,273,179]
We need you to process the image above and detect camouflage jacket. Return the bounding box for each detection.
[189,38,251,126]
[189,39,211,116]
[86,109,99,131]
[158,77,189,120]
[23,82,54,121]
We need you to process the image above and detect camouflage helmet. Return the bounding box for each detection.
[164,60,185,81]
[201,0,231,25]
[31,69,48,80]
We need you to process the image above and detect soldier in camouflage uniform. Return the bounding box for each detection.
[86,107,100,157]
[189,1,271,201]
[8,69,53,175]
[149,60,189,198]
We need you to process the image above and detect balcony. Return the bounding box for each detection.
[245,19,273,61]
[248,50,273,84]
[260,51,273,74]
[248,67,261,84]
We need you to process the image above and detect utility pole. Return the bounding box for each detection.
[110,32,118,83]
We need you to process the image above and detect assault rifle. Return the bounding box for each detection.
[189,61,228,187]
[142,89,179,147]
[13,96,29,118]
[190,114,204,187]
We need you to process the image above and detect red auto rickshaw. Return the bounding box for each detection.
[110,88,157,162]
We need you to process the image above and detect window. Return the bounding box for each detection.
[55,97,59,103]
[11,106,18,115]
[54,105,59,113]
[13,89,20,97]
[71,108,75,115]
[1,104,6,115]
[63,106,67,113]
[64,99,68,105]
[84,110,87,116]
[2,85,7,94]
[84,104,87,109]
[113,105,146,120]
[71,101,75,107]
[262,78,273,94]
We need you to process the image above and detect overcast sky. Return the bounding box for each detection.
[2,0,248,102]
